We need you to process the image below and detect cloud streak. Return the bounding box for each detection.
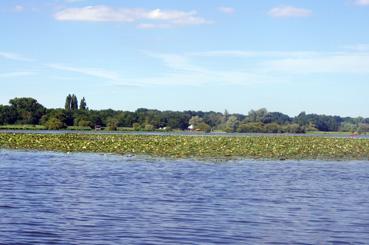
[192,49,369,74]
[0,52,34,62]
[355,0,369,6]
[218,6,235,14]
[54,5,211,28]
[264,53,369,74]
[189,50,320,58]
[268,6,312,17]
[48,63,119,80]
[4,48,369,89]
[344,44,369,51]
[142,51,283,86]
[141,48,369,87]
[14,5,25,12]
[47,63,139,87]
[0,71,37,78]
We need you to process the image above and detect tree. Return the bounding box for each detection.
[77,119,92,128]
[262,112,291,124]
[197,122,211,133]
[45,117,65,130]
[247,108,268,122]
[295,111,307,126]
[165,112,189,130]
[189,116,204,128]
[65,94,72,110]
[73,111,92,128]
[115,111,135,127]
[225,116,240,133]
[144,124,155,131]
[9,97,46,124]
[237,122,264,133]
[358,124,369,134]
[107,117,118,131]
[284,124,305,134]
[41,109,71,129]
[0,105,17,125]
[65,94,79,111]
[224,109,229,123]
[71,94,78,110]
[132,123,141,131]
[204,112,224,129]
[79,97,87,110]
[340,122,357,133]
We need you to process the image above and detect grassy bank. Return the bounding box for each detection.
[0,125,47,130]
[1,133,369,160]
[306,131,356,135]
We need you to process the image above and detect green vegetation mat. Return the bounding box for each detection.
[1,133,369,160]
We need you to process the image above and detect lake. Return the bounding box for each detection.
[1,150,369,244]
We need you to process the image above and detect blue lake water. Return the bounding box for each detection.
[1,150,369,244]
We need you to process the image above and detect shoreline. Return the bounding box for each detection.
[0,129,367,139]
[1,132,369,161]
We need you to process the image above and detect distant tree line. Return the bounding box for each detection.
[1,96,369,133]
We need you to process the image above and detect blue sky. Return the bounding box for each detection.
[1,0,369,117]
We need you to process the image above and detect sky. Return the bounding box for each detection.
[1,0,369,117]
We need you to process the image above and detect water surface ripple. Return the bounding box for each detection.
[1,150,369,244]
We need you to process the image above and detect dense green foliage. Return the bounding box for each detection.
[79,97,87,110]
[1,98,46,125]
[1,133,369,160]
[1,96,369,133]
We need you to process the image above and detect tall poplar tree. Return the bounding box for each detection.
[65,94,72,110]
[71,94,78,110]
[79,97,87,110]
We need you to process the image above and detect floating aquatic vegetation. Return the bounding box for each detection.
[0,133,369,160]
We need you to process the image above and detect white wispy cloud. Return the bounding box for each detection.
[0,71,36,78]
[190,50,319,58]
[0,52,34,62]
[133,70,274,87]
[193,49,369,74]
[48,63,120,81]
[355,0,369,6]
[268,6,312,17]
[143,52,201,72]
[4,48,367,89]
[343,44,369,51]
[141,48,369,87]
[142,51,280,86]
[41,46,369,88]
[54,5,211,28]
[47,63,139,87]
[14,5,25,12]
[137,23,172,29]
[218,6,235,14]
[65,0,87,3]
[264,53,369,74]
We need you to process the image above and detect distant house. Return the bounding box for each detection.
[188,124,194,130]
[95,125,102,131]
